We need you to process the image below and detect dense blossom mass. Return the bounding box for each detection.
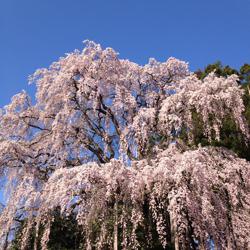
[0,41,249,249]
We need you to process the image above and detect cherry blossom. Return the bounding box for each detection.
[0,41,249,249]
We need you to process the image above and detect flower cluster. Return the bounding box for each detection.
[0,42,249,249]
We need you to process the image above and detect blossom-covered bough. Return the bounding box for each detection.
[0,41,249,249]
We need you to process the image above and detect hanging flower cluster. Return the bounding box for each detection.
[0,41,249,249]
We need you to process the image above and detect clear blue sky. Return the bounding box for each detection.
[0,0,250,108]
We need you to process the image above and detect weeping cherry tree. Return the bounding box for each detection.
[0,41,249,250]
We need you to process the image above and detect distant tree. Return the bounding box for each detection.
[195,61,250,86]
[195,61,239,80]
[0,42,249,249]
[240,64,250,85]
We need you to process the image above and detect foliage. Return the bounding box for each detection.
[7,146,250,249]
[194,62,250,160]
[0,42,249,249]
[195,61,239,80]
[10,210,83,250]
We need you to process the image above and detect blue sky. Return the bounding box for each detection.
[1,0,250,108]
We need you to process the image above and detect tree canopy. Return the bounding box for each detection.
[0,42,250,250]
